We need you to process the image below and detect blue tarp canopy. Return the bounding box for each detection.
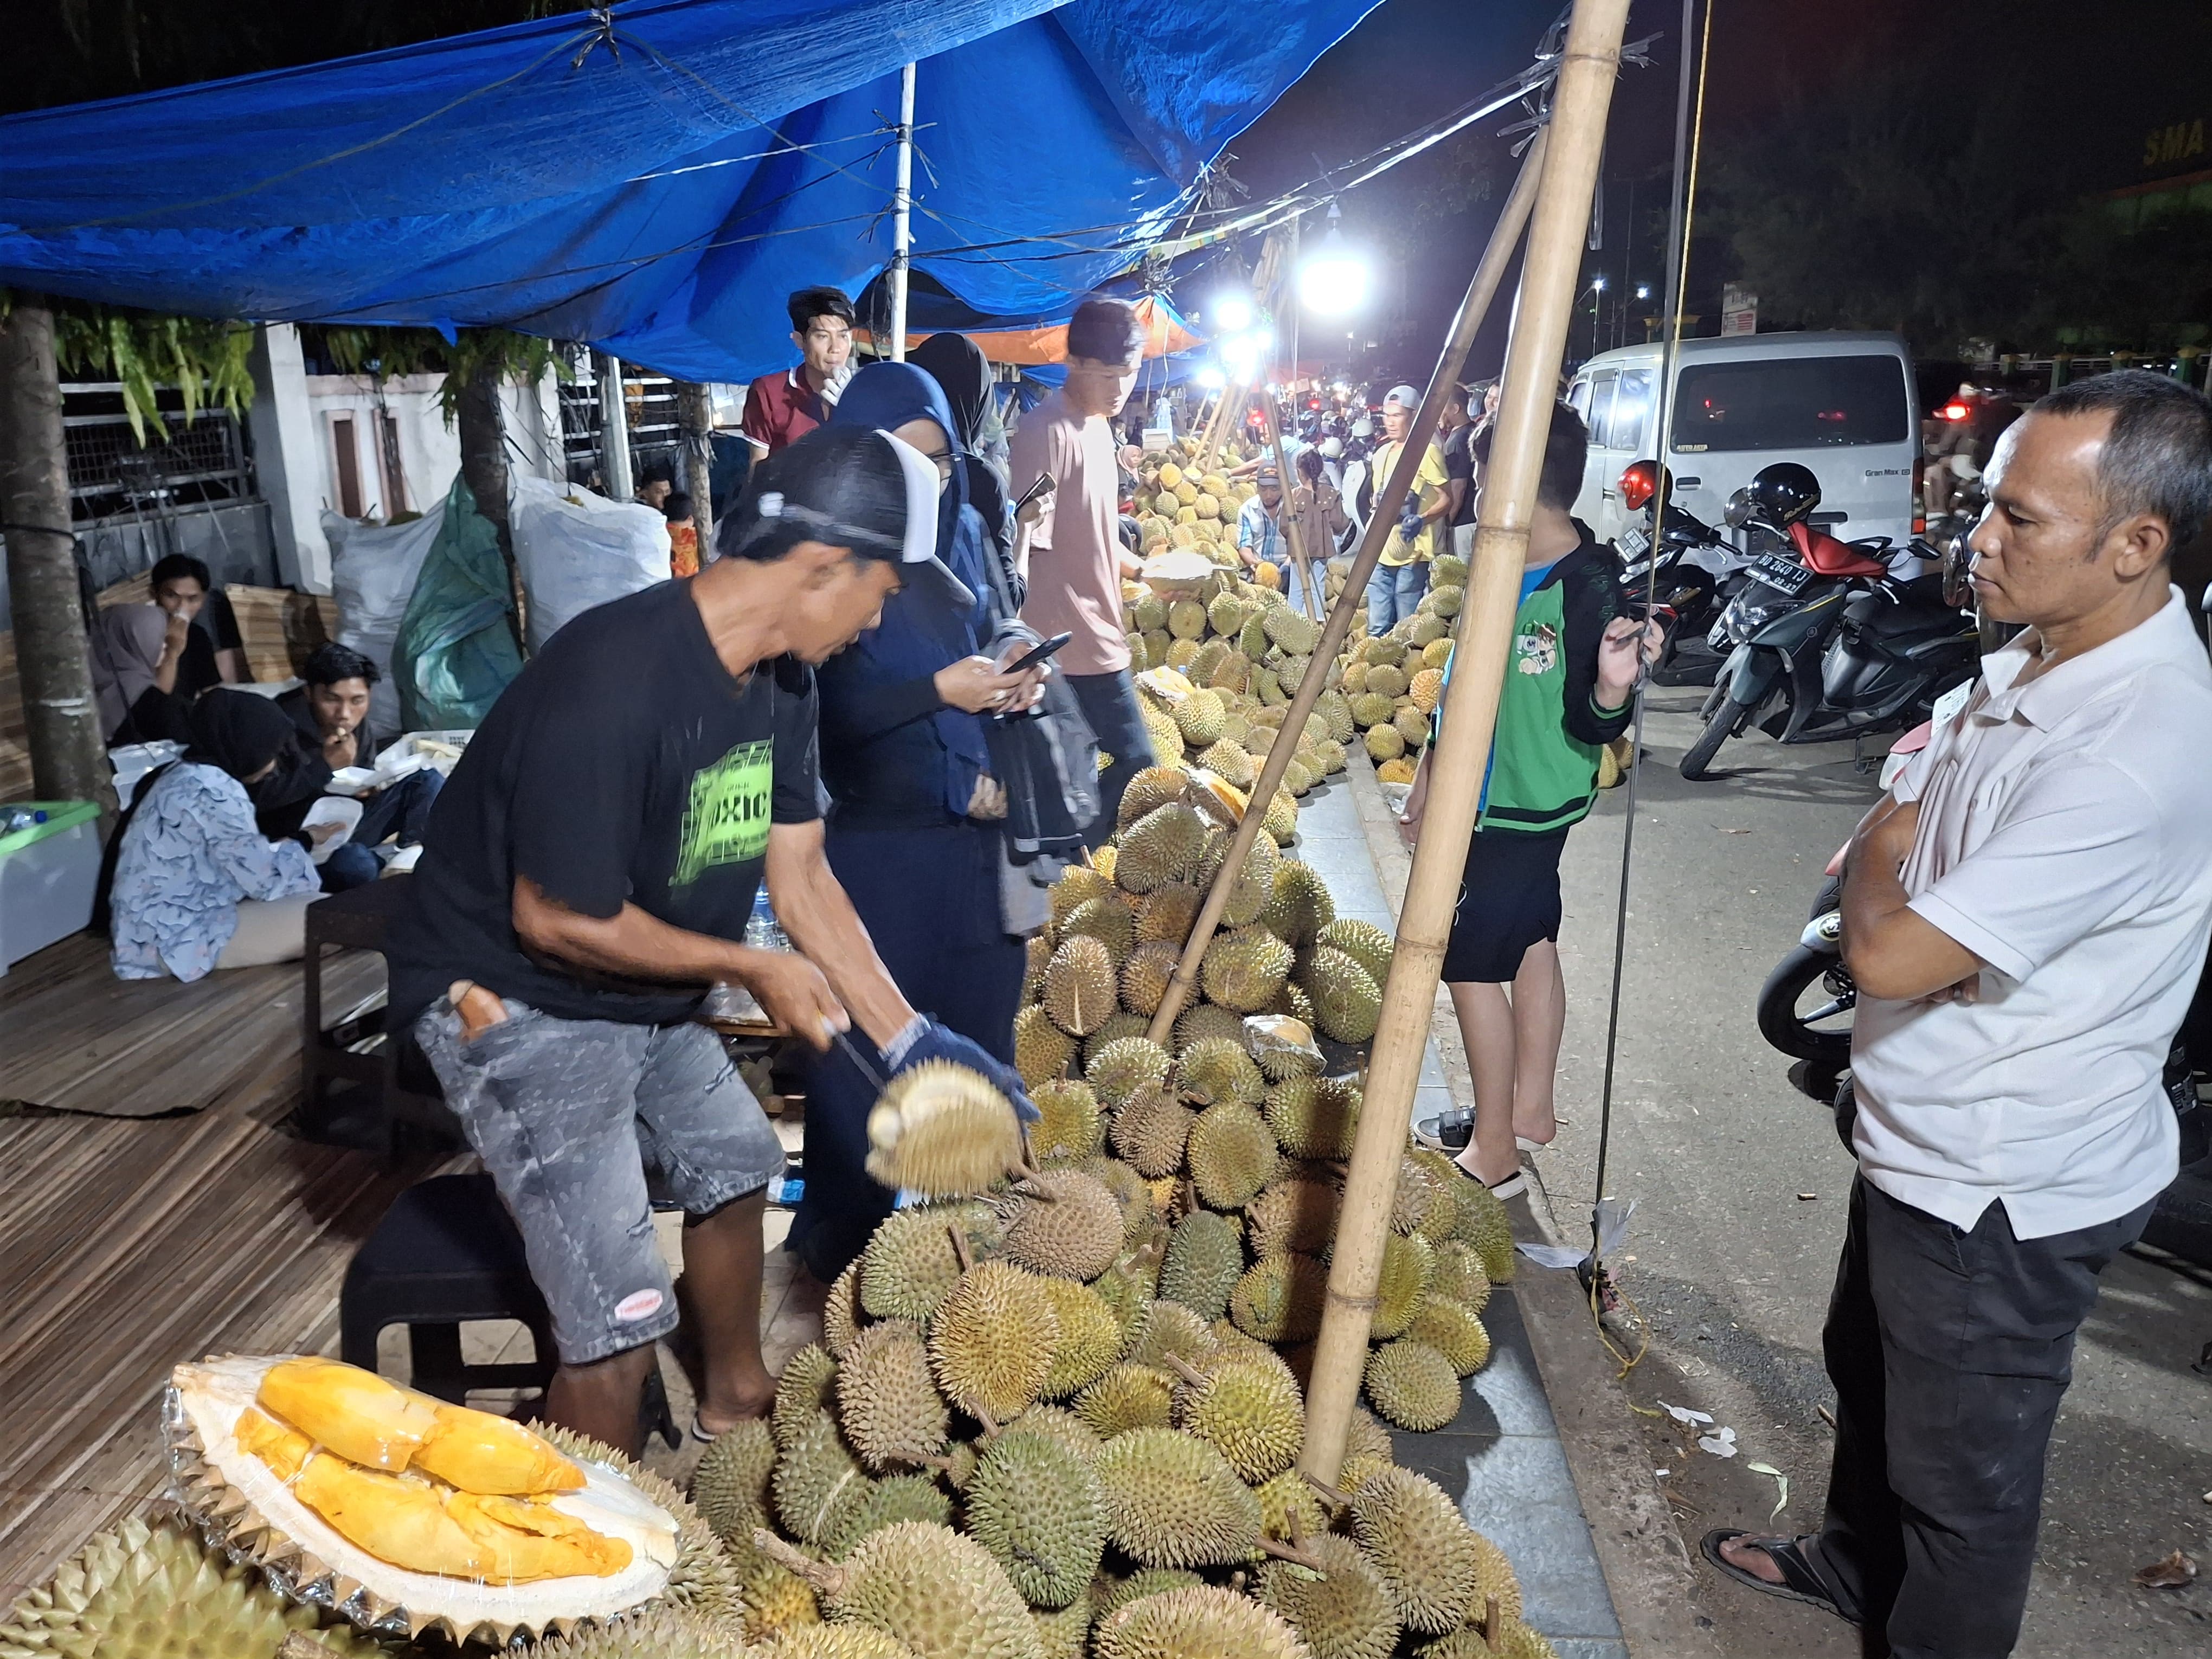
[0,0,1377,383]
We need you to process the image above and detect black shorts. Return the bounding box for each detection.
[1441,826,1571,983]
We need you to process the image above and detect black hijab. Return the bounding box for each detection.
[911,332,1013,577]
[189,689,330,812]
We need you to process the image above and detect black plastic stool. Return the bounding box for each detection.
[339,1171,558,1404]
[338,1171,683,1447]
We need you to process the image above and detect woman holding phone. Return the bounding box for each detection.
[793,362,1048,1281]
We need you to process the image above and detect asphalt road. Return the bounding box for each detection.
[1525,686,2212,1657]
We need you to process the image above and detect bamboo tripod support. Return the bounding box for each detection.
[1300,0,1634,1487]
[1140,129,1548,1052]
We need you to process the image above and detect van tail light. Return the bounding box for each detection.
[1912,458,1926,537]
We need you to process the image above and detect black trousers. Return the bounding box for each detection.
[1808,1175,2152,1658]
[1066,668,1156,850]
[790,819,1026,1282]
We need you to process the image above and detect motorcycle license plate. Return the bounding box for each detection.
[1752,553,1811,594]
[1618,526,1650,559]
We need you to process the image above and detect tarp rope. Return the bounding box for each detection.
[1585,0,1713,1376]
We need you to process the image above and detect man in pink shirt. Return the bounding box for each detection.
[1009,297,1149,844]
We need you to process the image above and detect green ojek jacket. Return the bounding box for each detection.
[1448,525,1635,834]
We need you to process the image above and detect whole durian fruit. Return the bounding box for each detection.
[0,1517,386,1659]
[1092,1427,1264,1568]
[1168,1349,1304,1482]
[961,1427,1109,1609]
[1092,1584,1308,1659]
[1316,918,1395,989]
[1185,1101,1280,1210]
[1257,1531,1401,1659]
[693,1416,778,1544]
[1038,1276,1128,1398]
[836,1321,949,1471]
[1086,1034,1173,1108]
[1014,1004,1077,1088]
[1108,1084,1195,1179]
[929,1259,1060,1425]
[1074,1361,1178,1438]
[1407,1295,1493,1377]
[1174,1035,1265,1106]
[1301,946,1383,1045]
[535,1606,751,1656]
[1156,1208,1244,1321]
[1349,1467,1482,1635]
[1199,925,1295,1014]
[1116,802,1210,893]
[1118,942,1183,1019]
[1030,1078,1104,1162]
[1043,935,1120,1037]
[1229,1252,1327,1342]
[751,1522,1043,1659]
[999,1168,1126,1281]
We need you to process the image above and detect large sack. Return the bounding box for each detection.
[391,475,523,730]
[324,503,443,731]
[510,478,671,651]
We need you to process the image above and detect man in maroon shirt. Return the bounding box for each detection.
[741,287,856,458]
[1009,297,1149,844]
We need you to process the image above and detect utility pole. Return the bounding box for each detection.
[888,62,917,363]
[597,352,633,501]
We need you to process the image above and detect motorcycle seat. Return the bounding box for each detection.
[1789,521,1891,578]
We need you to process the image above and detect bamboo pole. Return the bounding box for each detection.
[1300,0,1634,1487]
[1142,130,1548,1050]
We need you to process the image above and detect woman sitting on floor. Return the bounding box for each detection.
[105,690,336,981]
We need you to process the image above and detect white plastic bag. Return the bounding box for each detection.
[509,477,671,651]
[324,503,445,733]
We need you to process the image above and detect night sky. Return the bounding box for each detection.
[1224,0,2212,383]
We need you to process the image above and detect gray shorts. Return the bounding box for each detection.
[414,995,785,1365]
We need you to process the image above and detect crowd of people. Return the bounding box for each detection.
[59,270,2212,1659]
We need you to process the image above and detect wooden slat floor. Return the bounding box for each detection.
[0,928,823,1607]
[0,934,384,1120]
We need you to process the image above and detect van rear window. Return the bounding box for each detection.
[1670,355,1909,451]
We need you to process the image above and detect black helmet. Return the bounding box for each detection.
[1748,462,1822,527]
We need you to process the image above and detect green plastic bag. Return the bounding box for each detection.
[393,474,523,730]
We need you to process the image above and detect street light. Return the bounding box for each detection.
[1195,364,1227,391]
[1299,201,1371,316]
[1587,275,1607,359]
[1210,292,1255,333]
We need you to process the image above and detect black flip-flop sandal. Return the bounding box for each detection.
[1699,1531,1855,1623]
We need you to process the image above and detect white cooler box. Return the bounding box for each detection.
[0,800,101,974]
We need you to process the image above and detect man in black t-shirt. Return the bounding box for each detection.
[390,427,1030,1455]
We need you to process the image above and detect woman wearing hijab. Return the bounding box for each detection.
[88,603,195,744]
[106,690,333,981]
[793,361,1043,1279]
[911,332,1017,571]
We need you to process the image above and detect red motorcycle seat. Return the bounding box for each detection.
[1790,522,1890,577]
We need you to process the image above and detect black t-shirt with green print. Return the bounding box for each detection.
[389,578,821,1027]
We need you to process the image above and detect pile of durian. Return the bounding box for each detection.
[1127,436,1263,562]
[1336,552,1465,786]
[662,781,1538,1657]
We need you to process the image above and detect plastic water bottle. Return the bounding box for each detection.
[1,806,47,835]
[743,888,792,953]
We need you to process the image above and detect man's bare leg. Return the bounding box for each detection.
[1448,979,1520,1186]
[543,1344,658,1457]
[677,1189,777,1437]
[1510,940,1566,1146]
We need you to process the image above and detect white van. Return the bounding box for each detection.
[1566,331,1919,552]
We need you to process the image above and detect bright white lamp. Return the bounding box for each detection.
[1211,292,1255,332]
[1298,202,1370,316]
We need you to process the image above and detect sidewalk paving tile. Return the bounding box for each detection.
[1294,767,1626,1652]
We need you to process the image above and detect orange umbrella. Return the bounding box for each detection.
[859,294,1203,365]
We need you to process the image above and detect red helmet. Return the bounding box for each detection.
[1618,458,1666,512]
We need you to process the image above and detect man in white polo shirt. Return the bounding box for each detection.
[1707,370,2212,1658]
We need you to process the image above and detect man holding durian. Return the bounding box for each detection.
[389,427,1030,1455]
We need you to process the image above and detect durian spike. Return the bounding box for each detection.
[1487,1593,1504,1651]
[279,1638,333,1659]
[1229,1569,1249,1594]
[1256,1535,1331,1572]
[1301,1471,1350,1509]
[752,1529,844,1597]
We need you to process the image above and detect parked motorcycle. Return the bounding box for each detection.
[1758,857,2212,1266]
[1614,459,1753,686]
[1679,462,1976,781]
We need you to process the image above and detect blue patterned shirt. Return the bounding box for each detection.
[1237,495,1287,565]
[109,762,320,981]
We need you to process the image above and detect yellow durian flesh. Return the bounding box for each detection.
[415,1401,586,1496]
[258,1355,438,1471]
[235,1404,312,1481]
[445,1491,634,1581]
[290,1455,492,1578]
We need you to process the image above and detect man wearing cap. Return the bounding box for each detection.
[1367,384,1453,634]
[387,426,1030,1456]
[1234,462,1304,607]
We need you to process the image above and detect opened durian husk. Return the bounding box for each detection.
[165,1354,723,1646]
